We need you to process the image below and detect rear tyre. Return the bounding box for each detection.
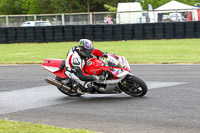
[118,75,148,97]
[55,76,82,97]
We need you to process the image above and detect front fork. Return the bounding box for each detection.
[118,74,133,90]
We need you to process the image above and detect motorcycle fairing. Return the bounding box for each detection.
[108,54,130,72]
[42,59,68,78]
[84,58,111,76]
[84,54,130,79]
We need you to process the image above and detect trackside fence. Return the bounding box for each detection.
[0,21,200,44]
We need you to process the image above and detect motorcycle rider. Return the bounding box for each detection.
[65,39,107,93]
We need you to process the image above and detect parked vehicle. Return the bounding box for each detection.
[20,21,51,27]
[168,13,184,22]
[42,53,148,97]
[116,2,146,24]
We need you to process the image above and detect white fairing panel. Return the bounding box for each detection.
[42,66,60,73]
[117,71,129,78]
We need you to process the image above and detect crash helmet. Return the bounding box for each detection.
[78,39,94,57]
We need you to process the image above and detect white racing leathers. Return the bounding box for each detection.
[65,46,95,88]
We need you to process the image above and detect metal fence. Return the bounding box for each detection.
[0,9,199,27]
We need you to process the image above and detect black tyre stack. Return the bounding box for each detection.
[154,23,164,39]
[74,25,84,41]
[123,24,134,40]
[44,26,54,42]
[16,27,26,43]
[195,21,200,38]
[164,23,174,39]
[144,23,154,39]
[26,27,35,43]
[35,27,44,43]
[113,24,123,41]
[84,25,94,41]
[175,22,184,39]
[54,26,64,42]
[0,28,7,43]
[185,22,195,38]
[0,22,200,44]
[134,24,144,40]
[94,25,104,41]
[64,25,74,42]
[7,27,16,43]
[103,25,113,41]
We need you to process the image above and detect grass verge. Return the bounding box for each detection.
[0,39,200,64]
[0,119,95,133]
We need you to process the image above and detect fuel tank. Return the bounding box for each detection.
[84,58,103,75]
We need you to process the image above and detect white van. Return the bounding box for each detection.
[20,21,51,27]
[168,13,184,22]
[116,2,146,24]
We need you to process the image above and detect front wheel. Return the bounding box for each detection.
[118,75,148,97]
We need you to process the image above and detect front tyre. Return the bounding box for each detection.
[118,75,148,97]
[55,76,82,97]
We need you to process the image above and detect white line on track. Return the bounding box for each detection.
[0,81,187,115]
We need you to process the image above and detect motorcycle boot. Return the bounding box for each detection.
[71,81,86,94]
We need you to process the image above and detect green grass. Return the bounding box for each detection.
[0,39,200,64]
[0,119,95,133]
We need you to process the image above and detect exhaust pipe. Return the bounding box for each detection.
[45,77,71,91]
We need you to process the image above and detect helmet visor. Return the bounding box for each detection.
[85,49,92,54]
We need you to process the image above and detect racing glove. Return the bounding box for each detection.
[103,53,108,58]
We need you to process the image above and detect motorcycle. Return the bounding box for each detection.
[41,53,148,97]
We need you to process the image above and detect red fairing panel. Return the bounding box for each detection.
[84,58,111,76]
[92,49,104,57]
[42,59,63,67]
[84,58,103,75]
[42,59,68,78]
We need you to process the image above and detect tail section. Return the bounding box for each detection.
[42,59,68,78]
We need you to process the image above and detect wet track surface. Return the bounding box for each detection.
[0,64,200,133]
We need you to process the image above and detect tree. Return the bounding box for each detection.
[21,0,54,14]
[0,0,23,14]
[104,4,117,12]
[37,0,54,14]
[49,0,80,13]
[50,0,109,13]
[21,0,40,14]
[0,0,199,15]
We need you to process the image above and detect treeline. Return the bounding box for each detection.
[0,0,199,15]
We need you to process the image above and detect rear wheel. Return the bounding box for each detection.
[55,76,82,97]
[118,75,148,97]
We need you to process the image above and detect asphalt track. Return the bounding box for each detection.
[0,64,200,133]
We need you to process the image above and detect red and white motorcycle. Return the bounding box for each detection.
[42,54,148,97]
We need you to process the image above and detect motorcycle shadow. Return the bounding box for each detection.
[58,93,148,103]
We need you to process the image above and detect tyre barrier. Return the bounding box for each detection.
[7,27,16,43]
[0,28,7,43]
[123,24,134,40]
[26,27,35,43]
[164,23,174,39]
[104,25,113,41]
[134,24,144,40]
[35,27,44,43]
[195,21,200,38]
[175,22,184,39]
[84,25,94,41]
[154,23,164,39]
[64,25,74,41]
[0,21,200,44]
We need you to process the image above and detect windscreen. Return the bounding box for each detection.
[105,56,125,68]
